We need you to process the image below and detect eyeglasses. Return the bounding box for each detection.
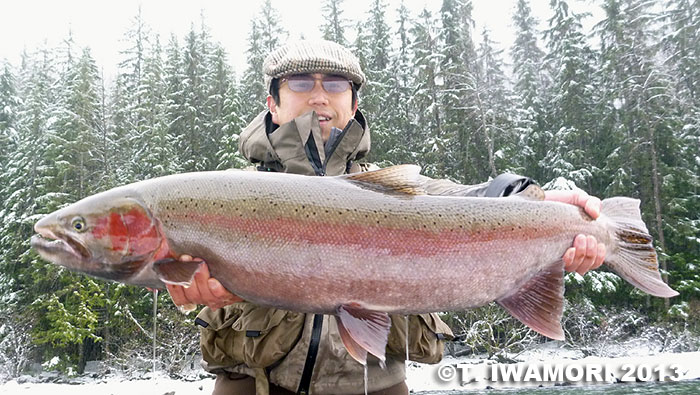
[280,74,351,93]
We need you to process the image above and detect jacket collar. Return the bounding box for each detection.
[239,109,370,176]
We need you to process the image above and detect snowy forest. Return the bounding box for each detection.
[0,0,698,379]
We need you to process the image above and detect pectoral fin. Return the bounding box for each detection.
[497,261,565,340]
[335,303,391,366]
[152,258,202,286]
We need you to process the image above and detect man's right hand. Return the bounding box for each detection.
[165,255,244,311]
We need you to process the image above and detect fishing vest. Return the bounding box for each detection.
[196,110,454,395]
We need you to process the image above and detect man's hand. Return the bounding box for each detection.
[165,255,243,311]
[544,190,606,275]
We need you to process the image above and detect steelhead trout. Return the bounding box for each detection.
[31,165,678,365]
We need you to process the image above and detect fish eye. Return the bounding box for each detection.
[71,217,87,233]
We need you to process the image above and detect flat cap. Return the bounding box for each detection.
[264,40,366,92]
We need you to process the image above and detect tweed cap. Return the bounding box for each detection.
[264,40,366,92]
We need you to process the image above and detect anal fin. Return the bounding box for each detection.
[497,262,565,340]
[152,258,202,286]
[335,303,391,366]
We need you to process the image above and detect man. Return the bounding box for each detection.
[167,40,605,394]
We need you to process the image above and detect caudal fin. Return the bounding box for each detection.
[602,197,678,298]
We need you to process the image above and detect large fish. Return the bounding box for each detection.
[31,165,678,365]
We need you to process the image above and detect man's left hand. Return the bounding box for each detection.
[544,190,606,275]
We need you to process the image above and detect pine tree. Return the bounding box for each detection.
[2,46,58,311]
[111,8,152,182]
[659,1,700,287]
[509,0,549,180]
[216,78,248,170]
[661,0,700,106]
[0,60,20,195]
[438,0,482,183]
[595,0,681,302]
[31,45,109,371]
[163,33,187,170]
[357,0,394,165]
[408,9,445,178]
[239,0,286,123]
[132,35,180,178]
[380,1,418,166]
[0,59,20,304]
[178,26,210,172]
[320,0,348,45]
[473,28,514,178]
[542,0,598,188]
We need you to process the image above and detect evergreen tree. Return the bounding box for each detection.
[131,35,180,178]
[111,8,152,182]
[216,78,249,170]
[438,0,482,183]
[320,0,348,45]
[0,59,20,303]
[473,28,514,178]
[31,45,109,371]
[177,26,210,172]
[357,0,394,165]
[380,1,418,166]
[1,46,58,308]
[594,0,680,301]
[163,33,188,169]
[408,9,445,178]
[542,0,598,188]
[239,0,286,123]
[509,0,549,180]
[0,60,20,198]
[208,45,241,170]
[0,60,19,140]
[661,0,700,106]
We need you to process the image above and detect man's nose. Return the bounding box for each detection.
[308,80,329,105]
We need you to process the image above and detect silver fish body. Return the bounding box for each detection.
[31,165,678,364]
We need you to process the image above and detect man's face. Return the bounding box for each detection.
[267,73,357,142]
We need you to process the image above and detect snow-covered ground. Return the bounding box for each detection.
[2,345,699,394]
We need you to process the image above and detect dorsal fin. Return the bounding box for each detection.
[341,165,426,195]
[513,184,546,201]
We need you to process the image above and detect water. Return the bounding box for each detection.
[418,380,700,394]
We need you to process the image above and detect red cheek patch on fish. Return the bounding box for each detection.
[122,207,160,255]
[92,208,160,256]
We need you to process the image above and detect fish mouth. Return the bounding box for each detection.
[31,229,91,261]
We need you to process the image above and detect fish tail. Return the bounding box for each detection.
[602,197,678,298]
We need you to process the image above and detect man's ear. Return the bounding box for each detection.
[267,95,280,124]
[352,98,358,115]
[266,95,277,113]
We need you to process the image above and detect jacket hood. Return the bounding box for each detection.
[239,109,370,176]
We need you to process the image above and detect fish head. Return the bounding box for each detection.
[31,192,166,288]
